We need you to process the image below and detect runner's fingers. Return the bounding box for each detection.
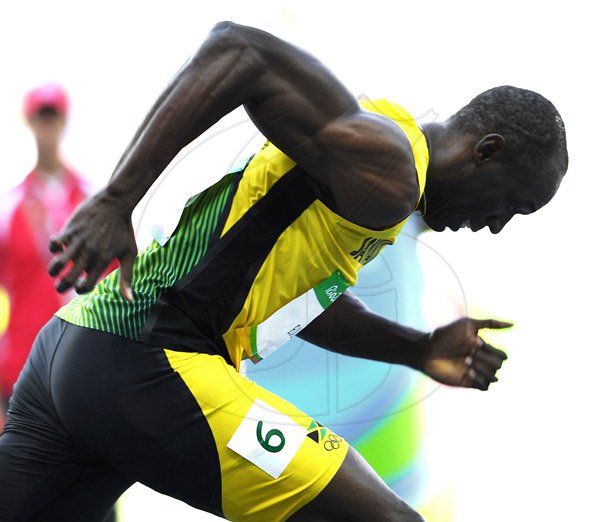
[48,239,83,277]
[74,263,107,294]
[473,372,493,391]
[474,344,507,368]
[56,263,85,293]
[48,256,67,277]
[471,358,501,382]
[118,250,137,302]
[464,367,496,391]
[464,351,501,390]
[473,318,514,331]
[480,342,508,362]
[48,234,67,254]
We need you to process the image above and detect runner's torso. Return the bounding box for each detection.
[56,99,428,369]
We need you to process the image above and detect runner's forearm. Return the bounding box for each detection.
[105,21,359,211]
[106,22,268,209]
[298,292,429,371]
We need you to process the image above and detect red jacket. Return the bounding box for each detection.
[0,168,91,397]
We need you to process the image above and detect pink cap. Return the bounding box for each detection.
[23,82,69,118]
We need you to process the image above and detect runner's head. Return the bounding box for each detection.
[422,86,568,233]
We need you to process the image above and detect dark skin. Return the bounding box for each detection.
[299,292,509,391]
[47,22,519,520]
[419,127,544,233]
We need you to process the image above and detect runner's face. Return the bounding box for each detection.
[423,165,543,234]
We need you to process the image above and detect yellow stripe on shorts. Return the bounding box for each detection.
[164,350,348,521]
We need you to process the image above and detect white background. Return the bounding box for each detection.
[1,1,597,520]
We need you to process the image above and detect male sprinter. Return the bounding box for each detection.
[0,22,567,521]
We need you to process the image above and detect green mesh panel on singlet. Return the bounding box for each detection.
[55,173,237,340]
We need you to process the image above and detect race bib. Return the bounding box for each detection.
[227,399,307,479]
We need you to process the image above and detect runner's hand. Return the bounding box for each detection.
[422,318,511,390]
[48,189,137,302]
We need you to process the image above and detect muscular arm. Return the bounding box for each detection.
[106,22,417,221]
[49,22,418,297]
[105,22,354,208]
[299,292,511,391]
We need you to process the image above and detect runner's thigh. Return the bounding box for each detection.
[289,445,425,521]
[0,318,128,522]
[50,324,370,520]
[49,324,224,516]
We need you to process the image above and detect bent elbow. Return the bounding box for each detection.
[188,21,263,70]
[207,21,258,52]
[210,20,240,37]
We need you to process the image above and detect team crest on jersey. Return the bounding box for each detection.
[306,420,343,451]
[350,237,393,265]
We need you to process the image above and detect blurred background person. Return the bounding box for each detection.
[0,82,92,427]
